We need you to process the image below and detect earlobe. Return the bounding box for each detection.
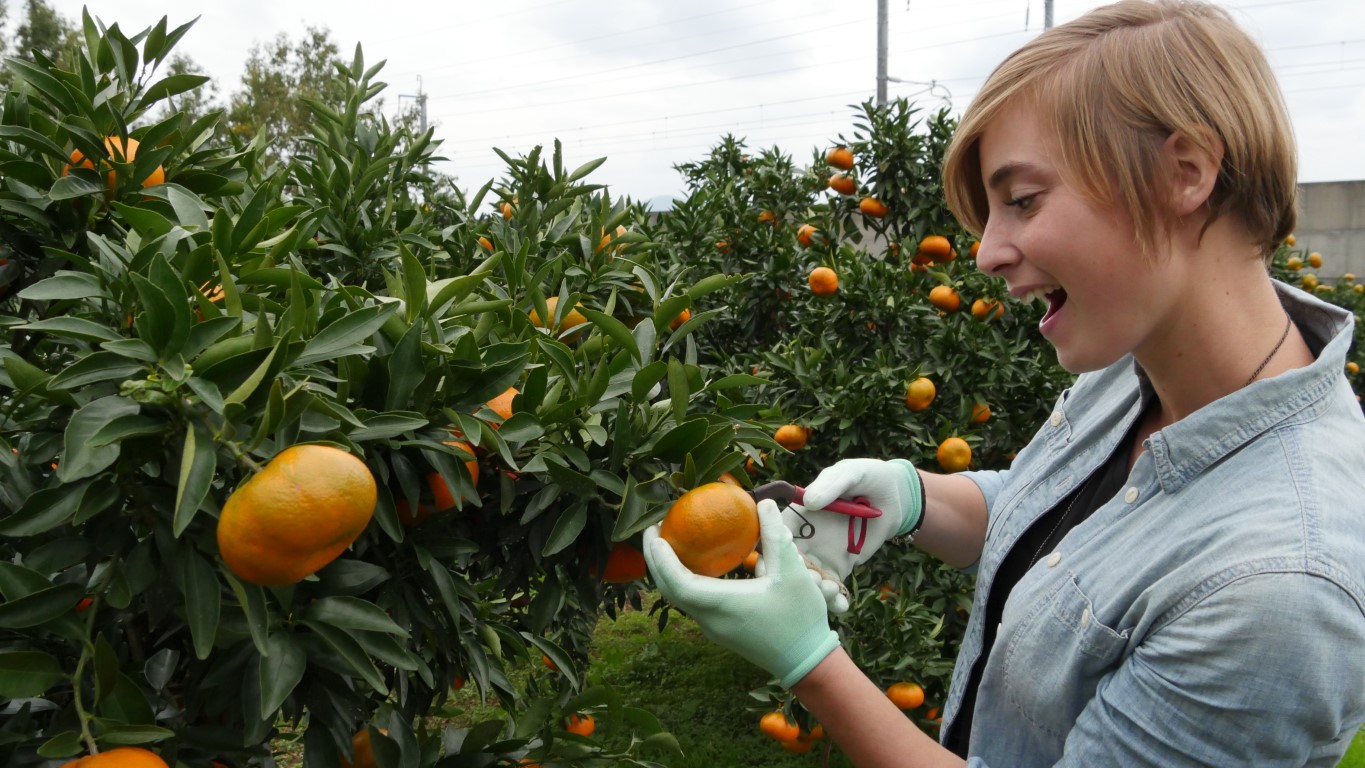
[1164,131,1223,217]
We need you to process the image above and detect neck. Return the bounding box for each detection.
[1132,223,1313,427]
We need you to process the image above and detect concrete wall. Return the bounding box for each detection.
[1297,181,1365,280]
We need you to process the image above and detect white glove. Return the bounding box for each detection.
[765,459,924,614]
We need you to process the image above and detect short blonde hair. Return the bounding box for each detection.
[943,0,1296,260]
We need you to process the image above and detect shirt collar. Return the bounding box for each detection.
[1142,281,1356,494]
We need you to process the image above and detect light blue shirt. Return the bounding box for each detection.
[948,281,1365,766]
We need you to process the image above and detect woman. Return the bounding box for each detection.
[643,1,1365,765]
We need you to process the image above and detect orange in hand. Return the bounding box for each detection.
[62,747,168,768]
[659,482,759,577]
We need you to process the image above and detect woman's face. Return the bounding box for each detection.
[973,101,1181,374]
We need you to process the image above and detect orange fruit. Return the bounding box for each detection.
[62,747,169,768]
[928,285,961,313]
[828,174,856,195]
[340,728,387,768]
[780,738,814,753]
[1285,256,1302,271]
[904,377,936,411]
[970,298,1003,320]
[1347,362,1359,376]
[878,582,896,601]
[1301,274,1318,290]
[64,136,165,191]
[825,146,854,170]
[808,266,838,296]
[804,723,825,741]
[715,239,730,252]
[1308,252,1323,268]
[759,711,801,741]
[452,675,465,690]
[1284,234,1296,246]
[1343,273,1356,282]
[669,308,692,331]
[917,235,953,262]
[774,424,808,451]
[596,224,628,254]
[399,443,480,526]
[717,471,742,487]
[217,445,377,586]
[796,223,817,247]
[745,452,767,475]
[742,549,760,572]
[486,387,519,421]
[529,296,589,342]
[659,482,760,577]
[937,437,972,472]
[600,542,647,583]
[478,236,493,251]
[1355,284,1364,294]
[565,713,596,737]
[75,597,94,613]
[499,201,513,219]
[887,682,925,709]
[971,402,991,423]
[858,197,888,218]
[542,654,557,671]
[757,209,777,226]
[969,240,980,258]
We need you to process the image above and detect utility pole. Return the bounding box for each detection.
[399,75,428,133]
[877,0,888,105]
[1045,0,1054,29]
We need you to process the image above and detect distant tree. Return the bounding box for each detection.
[14,0,78,66]
[151,52,226,137]
[227,26,348,165]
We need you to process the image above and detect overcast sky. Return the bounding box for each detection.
[34,0,1365,207]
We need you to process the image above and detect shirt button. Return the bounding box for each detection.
[1046,551,1062,567]
[1124,486,1139,503]
[1080,608,1092,629]
[1051,411,1063,427]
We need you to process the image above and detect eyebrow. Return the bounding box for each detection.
[986,162,1034,191]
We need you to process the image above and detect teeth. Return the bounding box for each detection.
[1018,286,1059,306]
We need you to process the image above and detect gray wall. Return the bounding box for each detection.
[1297,181,1365,280]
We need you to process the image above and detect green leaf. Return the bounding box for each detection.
[47,351,145,391]
[88,414,164,447]
[36,730,82,758]
[16,270,109,301]
[579,307,640,363]
[223,335,284,406]
[0,650,64,697]
[631,360,669,402]
[15,317,121,343]
[59,396,140,482]
[129,273,177,355]
[541,502,587,557]
[259,630,306,715]
[348,412,428,441]
[295,303,398,366]
[94,725,176,746]
[0,481,89,536]
[222,569,269,657]
[302,619,387,694]
[143,73,210,102]
[667,357,690,424]
[0,583,82,629]
[173,421,216,536]
[179,550,220,660]
[48,173,106,200]
[384,322,424,412]
[610,476,653,541]
[305,596,409,637]
[650,418,708,463]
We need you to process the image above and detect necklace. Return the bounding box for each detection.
[1027,474,1095,569]
[1245,311,1292,387]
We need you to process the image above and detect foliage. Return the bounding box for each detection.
[0,11,770,767]
[1268,244,1364,403]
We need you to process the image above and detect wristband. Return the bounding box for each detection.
[889,459,926,540]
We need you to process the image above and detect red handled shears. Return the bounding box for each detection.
[751,481,883,555]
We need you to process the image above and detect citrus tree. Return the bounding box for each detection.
[1269,241,1363,404]
[0,12,772,767]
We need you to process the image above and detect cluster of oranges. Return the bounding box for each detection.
[759,711,826,754]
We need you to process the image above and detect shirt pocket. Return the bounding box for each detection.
[1001,572,1130,739]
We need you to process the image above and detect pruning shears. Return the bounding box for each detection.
[750,480,883,555]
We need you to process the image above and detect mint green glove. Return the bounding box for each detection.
[643,499,840,688]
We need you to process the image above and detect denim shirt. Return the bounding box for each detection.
[946,282,1365,767]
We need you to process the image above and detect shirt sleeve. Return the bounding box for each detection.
[1052,571,1365,766]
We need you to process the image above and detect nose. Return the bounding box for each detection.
[973,220,1016,277]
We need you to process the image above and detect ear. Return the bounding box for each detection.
[1163,131,1223,217]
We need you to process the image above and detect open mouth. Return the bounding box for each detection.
[1041,288,1067,324]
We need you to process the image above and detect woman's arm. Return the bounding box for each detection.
[912,470,990,569]
[792,647,966,768]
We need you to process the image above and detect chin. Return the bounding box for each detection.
[1054,345,1126,376]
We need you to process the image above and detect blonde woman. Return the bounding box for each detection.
[644,1,1365,765]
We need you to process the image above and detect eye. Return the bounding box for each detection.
[1005,194,1037,210]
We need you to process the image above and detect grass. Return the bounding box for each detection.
[272,599,1365,766]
